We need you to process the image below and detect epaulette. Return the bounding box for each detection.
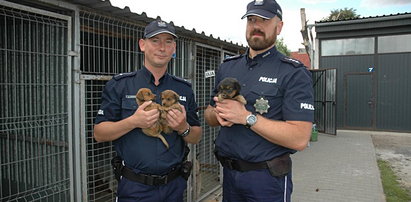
[281,57,304,68]
[223,54,242,62]
[113,71,137,81]
[171,75,192,87]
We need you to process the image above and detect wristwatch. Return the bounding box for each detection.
[245,113,257,128]
[178,125,191,137]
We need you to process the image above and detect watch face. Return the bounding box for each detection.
[247,115,257,125]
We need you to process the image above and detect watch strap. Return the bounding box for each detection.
[245,113,257,128]
[179,125,191,137]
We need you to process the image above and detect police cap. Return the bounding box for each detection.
[144,20,178,39]
[241,0,283,20]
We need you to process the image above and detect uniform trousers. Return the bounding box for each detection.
[222,168,292,202]
[116,176,187,202]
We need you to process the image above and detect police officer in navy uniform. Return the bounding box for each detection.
[94,20,202,202]
[205,0,314,201]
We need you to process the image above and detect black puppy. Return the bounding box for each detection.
[216,77,247,105]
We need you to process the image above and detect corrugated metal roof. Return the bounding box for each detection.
[316,12,411,24]
[65,0,245,48]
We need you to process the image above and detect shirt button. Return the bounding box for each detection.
[249,68,253,70]
[242,84,246,87]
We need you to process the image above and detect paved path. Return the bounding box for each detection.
[201,130,386,202]
[292,130,385,202]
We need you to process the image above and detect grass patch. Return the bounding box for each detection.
[377,159,411,202]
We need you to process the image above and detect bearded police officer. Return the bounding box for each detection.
[94,20,202,202]
[205,0,314,201]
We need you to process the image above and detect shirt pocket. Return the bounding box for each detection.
[121,98,138,119]
[248,85,282,113]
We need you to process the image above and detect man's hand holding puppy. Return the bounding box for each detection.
[131,101,161,129]
[164,104,201,144]
[163,104,188,133]
[213,96,249,127]
[94,101,160,142]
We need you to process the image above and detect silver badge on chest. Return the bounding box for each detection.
[254,97,270,114]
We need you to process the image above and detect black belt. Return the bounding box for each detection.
[215,152,290,172]
[121,166,181,186]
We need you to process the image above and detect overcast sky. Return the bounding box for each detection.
[110,0,411,51]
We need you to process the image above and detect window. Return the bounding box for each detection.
[321,37,374,56]
[378,34,411,53]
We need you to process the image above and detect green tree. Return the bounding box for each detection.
[324,7,360,21]
[276,37,290,56]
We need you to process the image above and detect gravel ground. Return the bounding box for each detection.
[371,132,411,193]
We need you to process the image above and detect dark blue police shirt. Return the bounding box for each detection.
[210,46,314,163]
[95,67,200,175]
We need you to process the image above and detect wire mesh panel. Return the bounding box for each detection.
[194,45,223,200]
[82,77,117,202]
[0,2,246,202]
[170,37,192,78]
[80,11,142,74]
[79,11,145,202]
[0,4,70,201]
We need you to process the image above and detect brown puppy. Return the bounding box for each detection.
[136,88,169,149]
[216,77,247,105]
[160,90,182,134]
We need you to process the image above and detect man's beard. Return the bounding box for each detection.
[246,29,277,51]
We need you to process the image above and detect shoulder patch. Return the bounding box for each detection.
[281,57,304,68]
[223,54,242,63]
[113,71,137,81]
[171,75,192,87]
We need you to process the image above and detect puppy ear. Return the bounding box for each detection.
[174,92,179,103]
[160,91,165,100]
[217,80,224,90]
[136,90,144,102]
[234,81,241,90]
